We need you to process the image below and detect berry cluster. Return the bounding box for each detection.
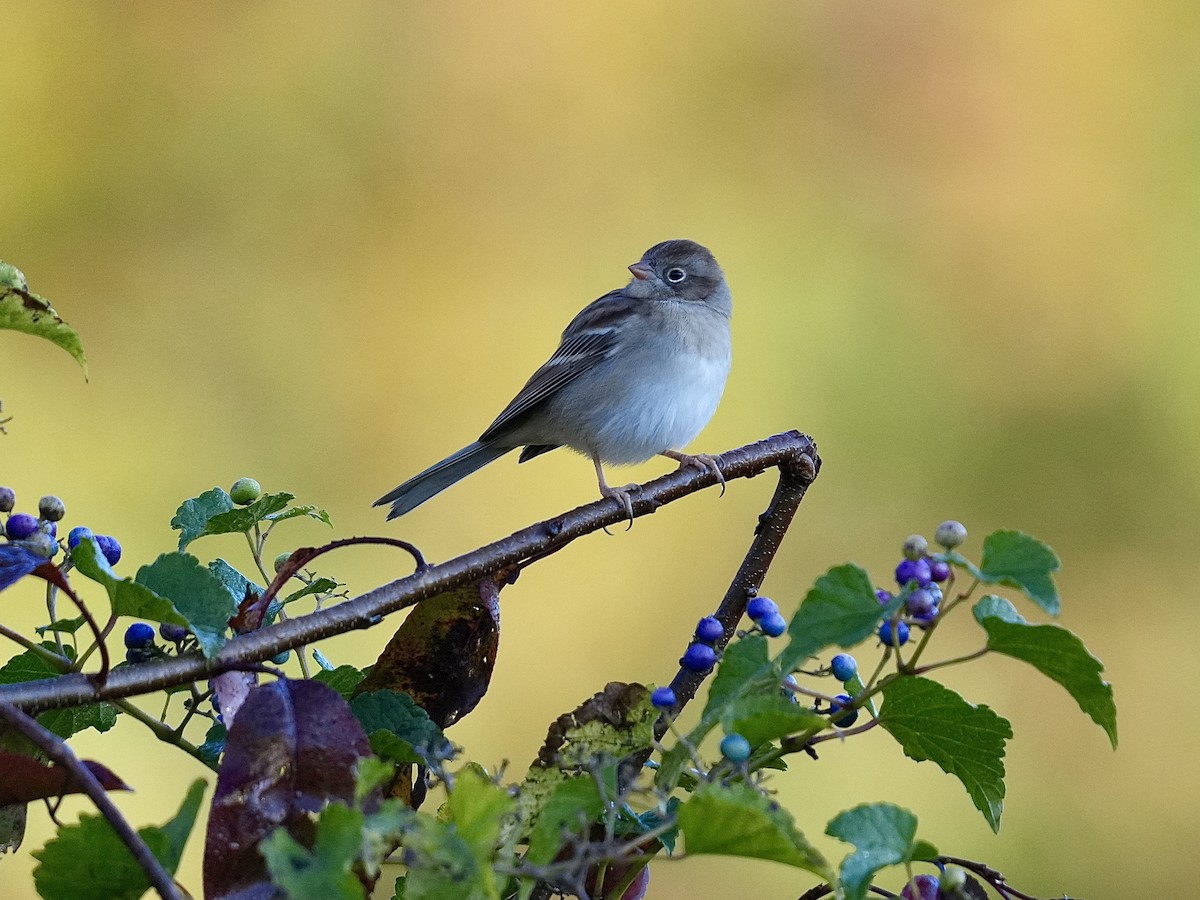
[875,520,965,647]
[0,487,121,566]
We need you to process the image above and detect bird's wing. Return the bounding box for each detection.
[479,290,626,441]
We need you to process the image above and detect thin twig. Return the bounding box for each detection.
[0,702,184,900]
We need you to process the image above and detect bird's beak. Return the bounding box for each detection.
[628,261,654,281]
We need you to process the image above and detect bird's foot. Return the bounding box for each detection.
[662,450,726,497]
[600,482,639,530]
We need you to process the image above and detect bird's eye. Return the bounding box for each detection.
[665,267,687,284]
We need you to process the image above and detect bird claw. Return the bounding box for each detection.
[600,483,638,531]
[669,452,726,497]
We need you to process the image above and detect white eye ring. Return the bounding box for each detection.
[666,267,686,284]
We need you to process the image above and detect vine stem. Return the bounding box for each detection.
[0,702,184,900]
[0,432,821,714]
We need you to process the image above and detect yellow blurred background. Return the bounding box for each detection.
[2,2,1196,897]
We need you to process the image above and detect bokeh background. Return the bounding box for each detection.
[2,3,1196,897]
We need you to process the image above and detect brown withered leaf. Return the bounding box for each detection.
[203,679,373,900]
[354,575,502,729]
[0,752,130,805]
[534,682,654,769]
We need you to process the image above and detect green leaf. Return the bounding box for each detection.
[878,677,1011,832]
[207,558,262,604]
[723,693,826,747]
[313,665,367,700]
[974,599,1117,748]
[349,690,448,765]
[524,774,605,866]
[402,812,496,900]
[32,779,206,900]
[35,616,87,636]
[705,634,772,714]
[135,552,237,658]
[72,538,188,627]
[260,803,365,900]
[447,767,516,867]
[265,504,333,527]
[171,488,235,551]
[0,645,117,739]
[780,564,889,670]
[198,721,226,767]
[971,594,1024,624]
[201,492,295,537]
[0,275,88,376]
[283,577,341,606]
[826,803,919,900]
[978,530,1061,616]
[679,783,835,882]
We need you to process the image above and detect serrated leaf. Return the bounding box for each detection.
[260,803,366,900]
[723,693,826,747]
[32,779,204,900]
[207,558,262,604]
[0,278,88,376]
[879,678,1011,832]
[826,803,919,900]
[974,600,1117,748]
[265,504,332,527]
[73,539,189,627]
[0,645,117,738]
[135,552,237,658]
[283,577,340,606]
[35,616,87,636]
[978,530,1061,616]
[524,774,605,866]
[679,783,834,882]
[171,488,235,551]
[349,690,448,765]
[314,665,367,700]
[780,564,888,671]
[201,492,294,538]
[971,594,1024,624]
[447,767,516,864]
[704,634,772,715]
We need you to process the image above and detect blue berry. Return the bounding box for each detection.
[651,686,677,709]
[879,620,910,647]
[681,643,717,672]
[21,532,57,559]
[929,559,951,582]
[694,616,723,644]
[830,653,857,682]
[124,622,155,649]
[935,520,967,549]
[876,588,894,606]
[900,874,940,900]
[67,526,93,548]
[894,557,931,588]
[38,495,65,522]
[0,487,14,513]
[926,584,943,604]
[271,650,291,665]
[94,534,122,566]
[746,595,778,622]
[5,513,38,540]
[829,694,859,727]
[759,611,787,637]
[39,520,57,539]
[781,673,800,702]
[719,732,752,762]
[159,622,188,643]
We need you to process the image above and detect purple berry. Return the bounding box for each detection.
[900,874,940,900]
[895,557,931,588]
[651,686,677,709]
[906,589,937,618]
[694,616,724,644]
[830,694,859,727]
[94,534,122,566]
[0,487,14,513]
[929,559,951,582]
[681,643,717,672]
[830,653,857,682]
[5,513,38,540]
[746,595,778,622]
[879,620,910,647]
[876,588,894,606]
[67,526,93,548]
[159,622,188,643]
[124,622,155,649]
[719,732,752,762]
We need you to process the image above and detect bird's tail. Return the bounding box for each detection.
[374,441,511,519]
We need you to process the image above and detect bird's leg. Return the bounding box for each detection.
[593,454,638,526]
[661,449,726,497]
